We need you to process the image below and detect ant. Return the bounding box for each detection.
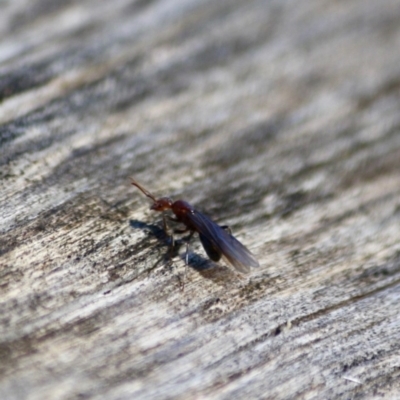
[131,178,259,273]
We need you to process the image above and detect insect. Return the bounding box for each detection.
[131,178,259,273]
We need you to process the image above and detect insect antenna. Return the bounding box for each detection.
[130,178,157,203]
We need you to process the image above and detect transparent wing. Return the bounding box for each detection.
[199,232,222,262]
[187,210,259,273]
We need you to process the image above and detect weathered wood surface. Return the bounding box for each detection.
[1,0,400,399]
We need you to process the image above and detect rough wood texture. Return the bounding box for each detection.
[1,0,400,399]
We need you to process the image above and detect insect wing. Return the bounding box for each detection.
[199,232,222,262]
[187,210,259,273]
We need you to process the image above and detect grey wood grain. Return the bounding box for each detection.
[1,0,400,399]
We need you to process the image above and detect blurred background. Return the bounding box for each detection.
[1,1,400,399]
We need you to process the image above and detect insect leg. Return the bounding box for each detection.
[162,214,177,262]
[165,215,190,236]
[174,227,190,234]
[184,231,195,265]
[180,230,195,289]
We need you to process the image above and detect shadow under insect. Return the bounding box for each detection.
[129,219,215,273]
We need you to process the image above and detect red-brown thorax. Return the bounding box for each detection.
[171,200,195,228]
[149,196,195,229]
[171,200,194,215]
